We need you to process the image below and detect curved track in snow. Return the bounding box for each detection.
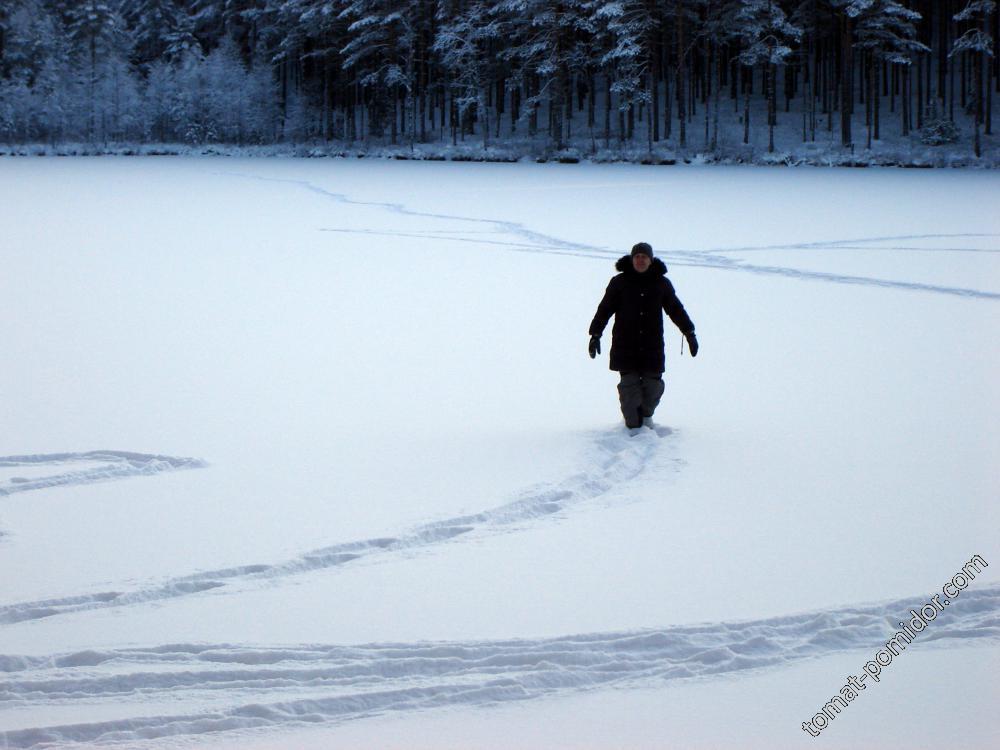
[222,171,1000,300]
[3,170,996,747]
[0,452,208,542]
[0,452,207,498]
[0,428,673,626]
[2,583,997,748]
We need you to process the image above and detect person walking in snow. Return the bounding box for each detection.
[588,242,698,429]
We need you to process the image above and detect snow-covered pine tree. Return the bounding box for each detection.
[581,0,616,147]
[2,0,49,85]
[698,1,742,152]
[951,0,995,156]
[162,11,198,62]
[220,0,269,60]
[0,3,10,73]
[790,0,836,143]
[338,0,420,145]
[492,0,592,150]
[282,0,349,141]
[202,36,249,142]
[124,0,186,67]
[260,0,306,140]
[666,0,706,150]
[0,0,63,140]
[845,1,926,149]
[593,0,661,153]
[142,58,177,140]
[736,0,802,152]
[185,0,223,49]
[434,0,500,149]
[67,0,137,142]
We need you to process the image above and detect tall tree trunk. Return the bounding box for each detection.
[975,45,983,157]
[408,57,416,149]
[811,27,818,140]
[986,49,993,135]
[704,49,711,148]
[563,73,572,146]
[730,46,738,109]
[605,73,612,147]
[938,0,948,102]
[676,0,687,149]
[648,78,654,155]
[321,61,330,140]
[890,63,896,112]
[840,13,853,147]
[511,85,520,134]
[420,64,428,142]
[961,51,967,109]
[529,76,538,136]
[785,61,793,112]
[496,76,505,136]
[827,25,835,131]
[89,34,96,142]
[768,62,776,153]
[874,57,880,140]
[346,84,352,142]
[651,67,660,142]
[866,55,872,150]
[391,90,398,145]
[481,87,490,150]
[802,26,811,142]
[496,82,502,140]
[712,51,720,152]
[916,53,924,129]
[902,65,910,137]
[743,79,750,144]
[924,42,931,111]
[664,56,672,140]
[361,89,368,146]
[949,44,956,120]
[588,72,596,132]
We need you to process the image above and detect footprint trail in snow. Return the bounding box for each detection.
[0,428,671,626]
[1,583,997,748]
[0,452,207,498]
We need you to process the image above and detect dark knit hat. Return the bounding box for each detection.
[631,242,654,258]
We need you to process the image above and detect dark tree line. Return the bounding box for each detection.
[0,0,996,155]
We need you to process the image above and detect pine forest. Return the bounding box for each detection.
[0,1,997,160]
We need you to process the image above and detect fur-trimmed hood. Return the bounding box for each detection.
[615,255,668,275]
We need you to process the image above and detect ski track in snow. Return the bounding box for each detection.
[0,428,671,627]
[1,584,997,748]
[222,171,1000,300]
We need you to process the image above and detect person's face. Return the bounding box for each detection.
[632,253,651,273]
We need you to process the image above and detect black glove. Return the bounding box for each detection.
[685,331,699,357]
[588,335,601,359]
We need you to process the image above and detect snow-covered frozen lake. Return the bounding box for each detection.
[1,158,998,748]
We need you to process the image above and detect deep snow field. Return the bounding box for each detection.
[0,158,998,749]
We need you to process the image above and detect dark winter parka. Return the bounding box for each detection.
[589,256,695,373]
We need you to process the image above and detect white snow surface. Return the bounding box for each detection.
[0,158,998,748]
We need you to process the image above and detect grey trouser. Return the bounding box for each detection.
[618,371,665,426]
